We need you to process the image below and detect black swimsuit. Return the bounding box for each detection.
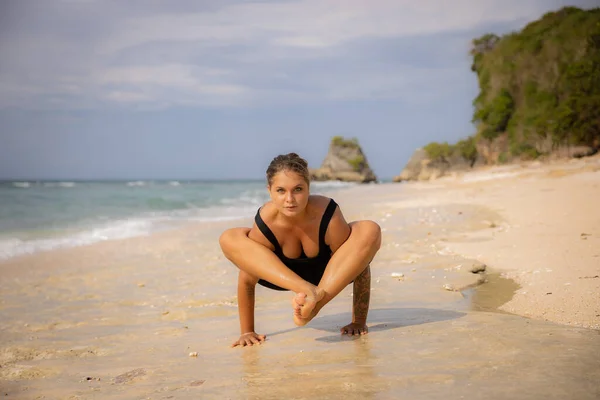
[255,199,338,291]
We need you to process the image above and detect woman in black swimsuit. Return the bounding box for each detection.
[219,153,382,347]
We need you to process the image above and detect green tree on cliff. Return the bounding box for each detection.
[425,6,600,164]
[471,6,600,155]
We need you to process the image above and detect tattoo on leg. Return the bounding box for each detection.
[353,265,371,323]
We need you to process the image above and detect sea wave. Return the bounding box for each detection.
[127,181,147,187]
[0,218,154,260]
[43,182,76,188]
[0,204,258,260]
[0,179,356,260]
[220,190,267,208]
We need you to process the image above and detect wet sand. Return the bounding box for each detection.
[1,156,599,399]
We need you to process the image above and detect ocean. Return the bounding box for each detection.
[0,179,355,260]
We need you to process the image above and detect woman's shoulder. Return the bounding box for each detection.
[309,194,334,207]
[257,201,276,219]
[306,196,340,221]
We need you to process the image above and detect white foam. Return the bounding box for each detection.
[42,182,76,188]
[0,218,154,260]
[127,181,146,187]
[12,182,30,188]
[0,204,260,260]
[220,190,267,208]
[58,182,76,187]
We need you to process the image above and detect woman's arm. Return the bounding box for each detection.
[324,203,373,335]
[232,270,266,347]
[351,265,371,324]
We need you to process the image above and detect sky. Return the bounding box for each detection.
[0,0,597,180]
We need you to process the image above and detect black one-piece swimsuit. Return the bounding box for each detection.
[255,199,338,291]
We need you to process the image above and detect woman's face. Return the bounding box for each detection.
[268,169,309,217]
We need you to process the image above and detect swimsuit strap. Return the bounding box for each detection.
[318,199,338,251]
[255,198,338,256]
[255,208,283,254]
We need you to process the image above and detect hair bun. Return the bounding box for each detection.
[266,153,310,185]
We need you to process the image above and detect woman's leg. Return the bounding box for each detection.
[219,228,325,317]
[294,220,381,325]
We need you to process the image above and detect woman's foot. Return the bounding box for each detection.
[292,288,325,326]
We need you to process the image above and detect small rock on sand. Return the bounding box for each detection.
[470,262,486,274]
[391,272,404,281]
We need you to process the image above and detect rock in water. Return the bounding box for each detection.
[310,136,377,183]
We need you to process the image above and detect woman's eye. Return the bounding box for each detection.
[295,187,302,192]
[277,189,284,193]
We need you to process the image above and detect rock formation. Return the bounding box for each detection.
[394,137,598,182]
[310,137,377,183]
[393,148,473,182]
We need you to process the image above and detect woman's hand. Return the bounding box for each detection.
[340,322,368,336]
[231,332,266,347]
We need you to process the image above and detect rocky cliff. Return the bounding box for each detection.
[395,6,600,182]
[392,148,473,182]
[394,137,597,182]
[310,136,377,183]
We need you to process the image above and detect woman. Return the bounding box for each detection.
[219,153,381,347]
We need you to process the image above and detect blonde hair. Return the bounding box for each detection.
[266,153,310,186]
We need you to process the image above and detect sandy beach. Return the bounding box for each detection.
[1,155,599,399]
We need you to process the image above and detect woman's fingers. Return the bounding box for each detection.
[340,323,368,336]
[232,333,267,347]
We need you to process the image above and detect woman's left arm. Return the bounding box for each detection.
[325,203,372,335]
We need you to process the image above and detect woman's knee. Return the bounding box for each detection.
[239,269,259,286]
[349,220,382,249]
[219,227,250,256]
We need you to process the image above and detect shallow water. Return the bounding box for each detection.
[3,299,598,399]
[465,272,522,313]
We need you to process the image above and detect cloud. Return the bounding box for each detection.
[0,0,596,110]
[104,91,153,103]
[97,0,557,52]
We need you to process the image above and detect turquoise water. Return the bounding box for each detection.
[0,180,353,260]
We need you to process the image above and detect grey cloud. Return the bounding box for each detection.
[0,0,597,110]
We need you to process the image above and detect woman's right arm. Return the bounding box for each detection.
[230,218,274,347]
[232,267,266,347]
